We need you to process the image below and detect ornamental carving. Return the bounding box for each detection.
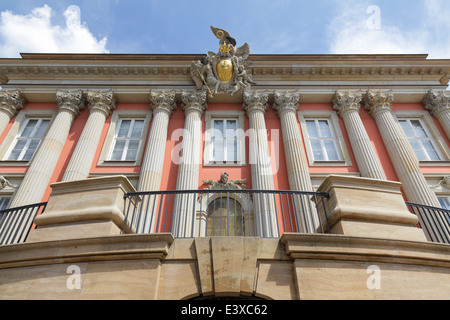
[273,90,301,115]
[87,90,116,117]
[423,89,450,117]
[0,90,25,117]
[190,26,255,96]
[332,90,363,116]
[56,90,85,116]
[203,173,247,190]
[150,90,177,115]
[364,90,394,115]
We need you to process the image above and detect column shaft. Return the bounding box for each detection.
[244,90,278,237]
[365,90,440,207]
[333,90,386,180]
[62,90,116,182]
[10,90,84,207]
[171,91,207,237]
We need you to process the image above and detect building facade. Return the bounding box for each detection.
[0,30,450,300]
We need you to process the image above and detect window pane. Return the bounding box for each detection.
[324,140,339,161]
[310,140,324,161]
[438,198,450,210]
[411,120,427,138]
[34,120,50,138]
[131,120,144,138]
[306,120,318,138]
[22,120,38,137]
[318,120,332,138]
[409,140,426,161]
[422,140,440,161]
[399,120,413,137]
[226,139,237,162]
[213,139,224,161]
[22,140,39,161]
[117,120,131,137]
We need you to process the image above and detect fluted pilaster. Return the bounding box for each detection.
[0,90,25,136]
[333,90,386,180]
[138,90,176,192]
[364,90,440,208]
[171,90,207,237]
[423,89,450,141]
[273,90,317,232]
[10,90,85,207]
[62,90,116,182]
[243,90,278,237]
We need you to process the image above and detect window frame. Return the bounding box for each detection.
[204,110,246,166]
[108,118,146,162]
[97,110,151,167]
[0,110,55,166]
[395,110,450,165]
[298,110,352,166]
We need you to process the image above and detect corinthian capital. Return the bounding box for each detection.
[181,90,207,115]
[0,90,26,118]
[56,90,85,116]
[423,89,450,117]
[273,90,300,116]
[333,90,362,116]
[364,90,394,115]
[150,90,177,116]
[87,90,116,117]
[243,90,269,115]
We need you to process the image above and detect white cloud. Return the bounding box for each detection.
[0,5,109,57]
[327,0,450,59]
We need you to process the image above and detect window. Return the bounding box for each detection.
[305,119,341,161]
[204,111,246,166]
[212,119,239,163]
[5,118,50,161]
[108,118,145,162]
[399,119,443,161]
[0,197,10,211]
[207,197,244,236]
[438,197,450,210]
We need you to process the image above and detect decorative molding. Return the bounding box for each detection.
[273,90,300,116]
[150,90,177,116]
[364,90,395,115]
[0,89,26,118]
[423,89,450,117]
[181,90,207,115]
[332,90,363,116]
[243,90,269,115]
[55,90,85,116]
[86,90,116,117]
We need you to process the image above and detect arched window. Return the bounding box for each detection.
[207,197,244,236]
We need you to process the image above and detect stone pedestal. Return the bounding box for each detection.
[27,176,138,243]
[315,175,427,242]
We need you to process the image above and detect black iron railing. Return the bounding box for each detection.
[122,189,330,238]
[406,202,450,244]
[0,202,47,245]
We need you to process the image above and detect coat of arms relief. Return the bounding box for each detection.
[190,26,256,96]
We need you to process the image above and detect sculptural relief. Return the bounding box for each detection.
[190,26,255,96]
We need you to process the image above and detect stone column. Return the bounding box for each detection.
[364,90,440,208]
[0,90,25,136]
[273,90,316,233]
[10,90,85,207]
[62,90,116,182]
[171,90,207,238]
[423,89,450,140]
[136,90,176,234]
[333,90,386,180]
[243,90,278,237]
[138,90,176,192]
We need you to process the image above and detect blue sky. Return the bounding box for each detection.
[0,0,449,58]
